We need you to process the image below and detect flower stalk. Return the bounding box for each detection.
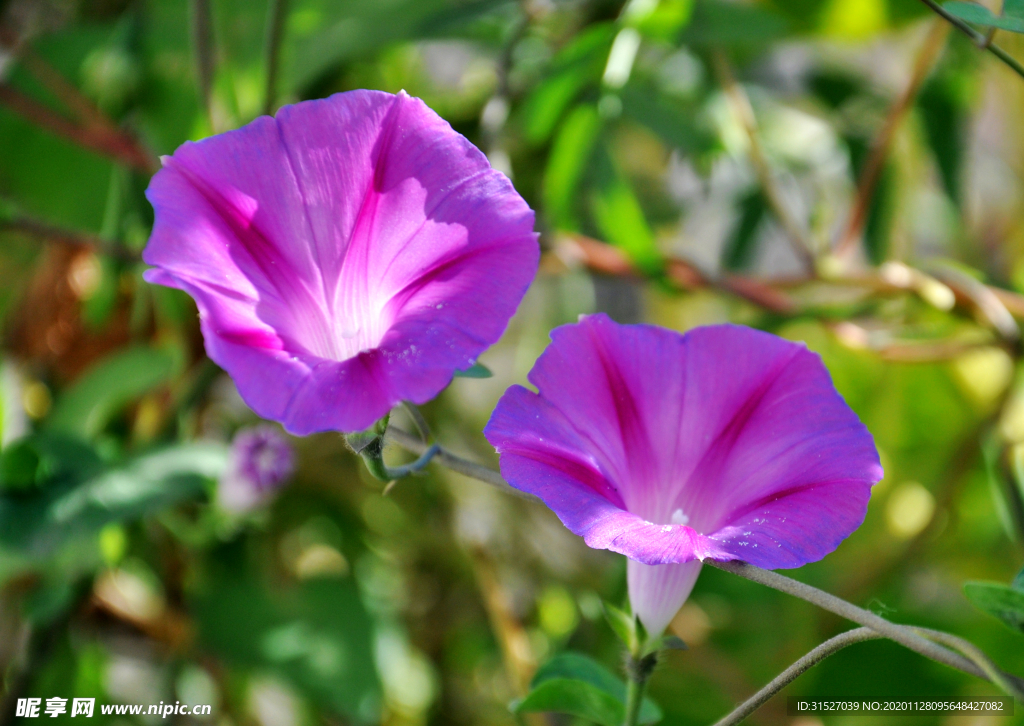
[622,650,657,726]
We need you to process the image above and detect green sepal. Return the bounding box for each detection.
[453,362,492,379]
[603,601,637,651]
[346,415,391,481]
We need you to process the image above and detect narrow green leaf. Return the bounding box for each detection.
[591,144,663,275]
[964,582,1024,633]
[520,24,616,144]
[603,602,637,650]
[722,189,766,271]
[544,104,602,230]
[918,74,966,205]
[942,1,1024,32]
[46,346,176,438]
[453,362,493,379]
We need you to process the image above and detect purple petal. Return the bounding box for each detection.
[628,560,701,638]
[144,90,538,434]
[485,314,882,631]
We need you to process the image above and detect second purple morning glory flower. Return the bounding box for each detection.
[143,90,538,435]
[485,314,883,635]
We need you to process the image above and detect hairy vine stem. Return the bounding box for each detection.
[712,627,883,726]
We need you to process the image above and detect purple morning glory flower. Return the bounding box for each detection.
[143,90,538,434]
[484,314,882,635]
[218,425,294,512]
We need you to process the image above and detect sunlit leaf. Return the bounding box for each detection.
[544,104,602,230]
[590,144,662,275]
[520,24,616,144]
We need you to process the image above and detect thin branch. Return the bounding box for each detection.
[401,402,432,443]
[0,211,137,261]
[0,83,156,173]
[913,627,1024,700]
[190,0,216,129]
[835,19,950,258]
[918,0,1024,80]
[712,52,816,273]
[929,263,1020,342]
[262,0,288,116]
[705,560,1024,698]
[555,235,1024,336]
[385,426,542,504]
[712,628,882,726]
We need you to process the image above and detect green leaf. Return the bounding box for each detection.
[845,134,895,264]
[603,602,637,650]
[513,678,625,726]
[544,104,603,230]
[532,651,627,695]
[679,0,788,47]
[515,652,662,724]
[193,558,380,720]
[619,82,710,153]
[520,24,616,144]
[722,189,767,271]
[46,346,176,438]
[1013,566,1024,592]
[0,440,225,559]
[942,1,1024,32]
[452,362,493,378]
[964,581,1024,633]
[590,144,662,275]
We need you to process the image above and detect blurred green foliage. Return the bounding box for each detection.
[1,0,1024,724]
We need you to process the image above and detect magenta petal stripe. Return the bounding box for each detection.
[143,90,539,434]
[484,314,882,635]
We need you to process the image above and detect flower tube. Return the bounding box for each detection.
[144,90,538,434]
[485,314,882,636]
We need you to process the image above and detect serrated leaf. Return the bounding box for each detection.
[942,1,1024,32]
[46,346,176,439]
[452,362,493,379]
[964,582,1024,634]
